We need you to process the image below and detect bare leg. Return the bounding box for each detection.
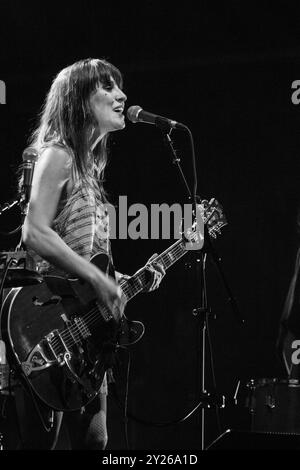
[85,393,108,450]
[63,393,108,450]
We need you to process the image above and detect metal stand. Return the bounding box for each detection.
[161,126,243,450]
[192,245,224,450]
[194,251,211,451]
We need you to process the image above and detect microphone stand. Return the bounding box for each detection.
[0,194,23,216]
[0,194,26,237]
[161,126,244,450]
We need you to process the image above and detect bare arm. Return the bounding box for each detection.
[22,147,123,312]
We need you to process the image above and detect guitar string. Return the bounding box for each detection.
[56,209,220,345]
[48,219,219,352]
[49,249,181,350]
[49,215,224,351]
[49,242,187,351]
[49,233,205,352]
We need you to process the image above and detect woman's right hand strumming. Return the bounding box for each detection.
[92,271,125,322]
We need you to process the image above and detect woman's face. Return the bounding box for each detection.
[89,77,127,136]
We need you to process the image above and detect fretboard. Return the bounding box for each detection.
[119,238,188,302]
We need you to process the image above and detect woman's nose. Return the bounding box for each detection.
[117,88,127,102]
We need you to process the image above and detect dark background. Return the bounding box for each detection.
[1,0,300,450]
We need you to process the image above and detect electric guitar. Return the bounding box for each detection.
[0,198,227,411]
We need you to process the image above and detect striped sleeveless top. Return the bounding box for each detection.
[29,155,111,277]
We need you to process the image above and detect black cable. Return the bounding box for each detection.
[0,258,14,301]
[17,372,54,433]
[0,196,24,236]
[111,349,217,429]
[182,124,198,200]
[0,224,23,236]
[111,377,207,428]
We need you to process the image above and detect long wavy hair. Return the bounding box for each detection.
[25,58,123,198]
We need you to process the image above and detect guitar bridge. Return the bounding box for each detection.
[22,329,71,376]
[45,329,70,365]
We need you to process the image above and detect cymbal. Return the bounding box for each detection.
[0,269,43,288]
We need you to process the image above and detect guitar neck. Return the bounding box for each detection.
[119,238,188,302]
[119,199,227,303]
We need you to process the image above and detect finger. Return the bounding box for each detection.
[145,263,165,291]
[147,253,158,264]
[152,262,165,276]
[148,269,163,291]
[112,300,124,320]
[144,268,155,285]
[154,273,163,290]
[144,265,156,291]
[148,263,165,285]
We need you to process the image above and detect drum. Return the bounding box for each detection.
[246,378,300,433]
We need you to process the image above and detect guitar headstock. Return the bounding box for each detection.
[199,198,228,239]
[183,197,227,249]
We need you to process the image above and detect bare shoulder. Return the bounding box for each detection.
[28,145,73,224]
[36,145,72,180]
[38,145,72,174]
[31,145,73,193]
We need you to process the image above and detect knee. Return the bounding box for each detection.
[97,434,108,450]
[85,408,108,450]
[101,434,108,450]
[86,433,108,450]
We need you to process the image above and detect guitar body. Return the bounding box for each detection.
[0,253,144,411]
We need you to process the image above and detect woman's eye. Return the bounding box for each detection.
[103,83,113,91]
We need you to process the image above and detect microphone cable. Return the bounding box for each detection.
[0,192,24,236]
[0,257,14,303]
[110,346,223,433]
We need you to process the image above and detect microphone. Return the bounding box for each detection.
[127,105,186,131]
[21,147,39,206]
